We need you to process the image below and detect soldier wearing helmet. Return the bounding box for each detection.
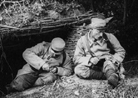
[6,37,73,93]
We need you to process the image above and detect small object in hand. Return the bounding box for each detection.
[42,63,49,71]
[112,59,120,67]
[90,57,99,65]
[50,67,58,73]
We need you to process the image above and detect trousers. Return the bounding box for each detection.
[9,72,57,91]
[74,60,121,79]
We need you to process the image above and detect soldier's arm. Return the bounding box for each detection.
[56,53,73,76]
[108,34,126,63]
[23,42,49,70]
[73,37,91,66]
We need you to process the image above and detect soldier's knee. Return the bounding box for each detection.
[74,65,90,79]
[15,83,25,91]
[62,70,72,76]
[42,74,57,84]
[34,73,57,86]
[46,74,57,82]
[11,77,27,91]
[103,60,115,73]
[34,78,44,86]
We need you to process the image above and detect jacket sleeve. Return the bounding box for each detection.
[108,34,126,63]
[23,41,48,70]
[56,52,73,76]
[73,37,91,66]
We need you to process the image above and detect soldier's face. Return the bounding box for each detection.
[49,47,62,57]
[91,27,105,39]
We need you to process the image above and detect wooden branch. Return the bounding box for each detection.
[0,11,96,39]
[123,0,127,25]
[0,24,19,29]
[123,60,138,65]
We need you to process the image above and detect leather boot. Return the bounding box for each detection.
[106,69,119,88]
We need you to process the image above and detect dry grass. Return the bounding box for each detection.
[4,75,138,98]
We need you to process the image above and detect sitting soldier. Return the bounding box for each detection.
[6,37,73,93]
[73,17,126,88]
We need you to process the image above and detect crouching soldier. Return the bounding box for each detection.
[6,37,73,93]
[73,17,126,88]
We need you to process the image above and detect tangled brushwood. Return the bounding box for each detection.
[0,0,85,28]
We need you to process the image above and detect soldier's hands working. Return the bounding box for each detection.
[42,63,50,71]
[105,55,120,67]
[111,59,120,67]
[49,67,58,73]
[90,57,99,65]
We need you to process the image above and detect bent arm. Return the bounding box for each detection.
[109,34,126,63]
[73,38,91,66]
[23,42,49,70]
[56,53,73,76]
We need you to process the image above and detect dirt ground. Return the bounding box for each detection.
[4,74,138,98]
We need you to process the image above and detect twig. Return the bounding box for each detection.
[0,36,13,79]
[123,60,138,65]
[0,90,5,96]
[3,3,11,18]
[16,1,23,14]
[0,0,4,7]
[0,24,19,29]
[51,80,57,90]
[38,80,57,92]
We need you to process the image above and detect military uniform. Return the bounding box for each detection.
[7,38,72,92]
[73,17,126,87]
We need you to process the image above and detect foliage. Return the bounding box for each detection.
[0,0,85,27]
[96,0,123,18]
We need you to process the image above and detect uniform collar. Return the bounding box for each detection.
[87,30,95,45]
[87,30,106,46]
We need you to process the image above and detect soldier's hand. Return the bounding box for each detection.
[50,67,58,73]
[104,55,113,61]
[42,63,50,71]
[90,57,99,65]
[112,59,120,67]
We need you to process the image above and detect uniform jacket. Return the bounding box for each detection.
[17,41,72,77]
[73,32,126,66]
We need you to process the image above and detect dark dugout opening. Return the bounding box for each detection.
[0,26,72,94]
